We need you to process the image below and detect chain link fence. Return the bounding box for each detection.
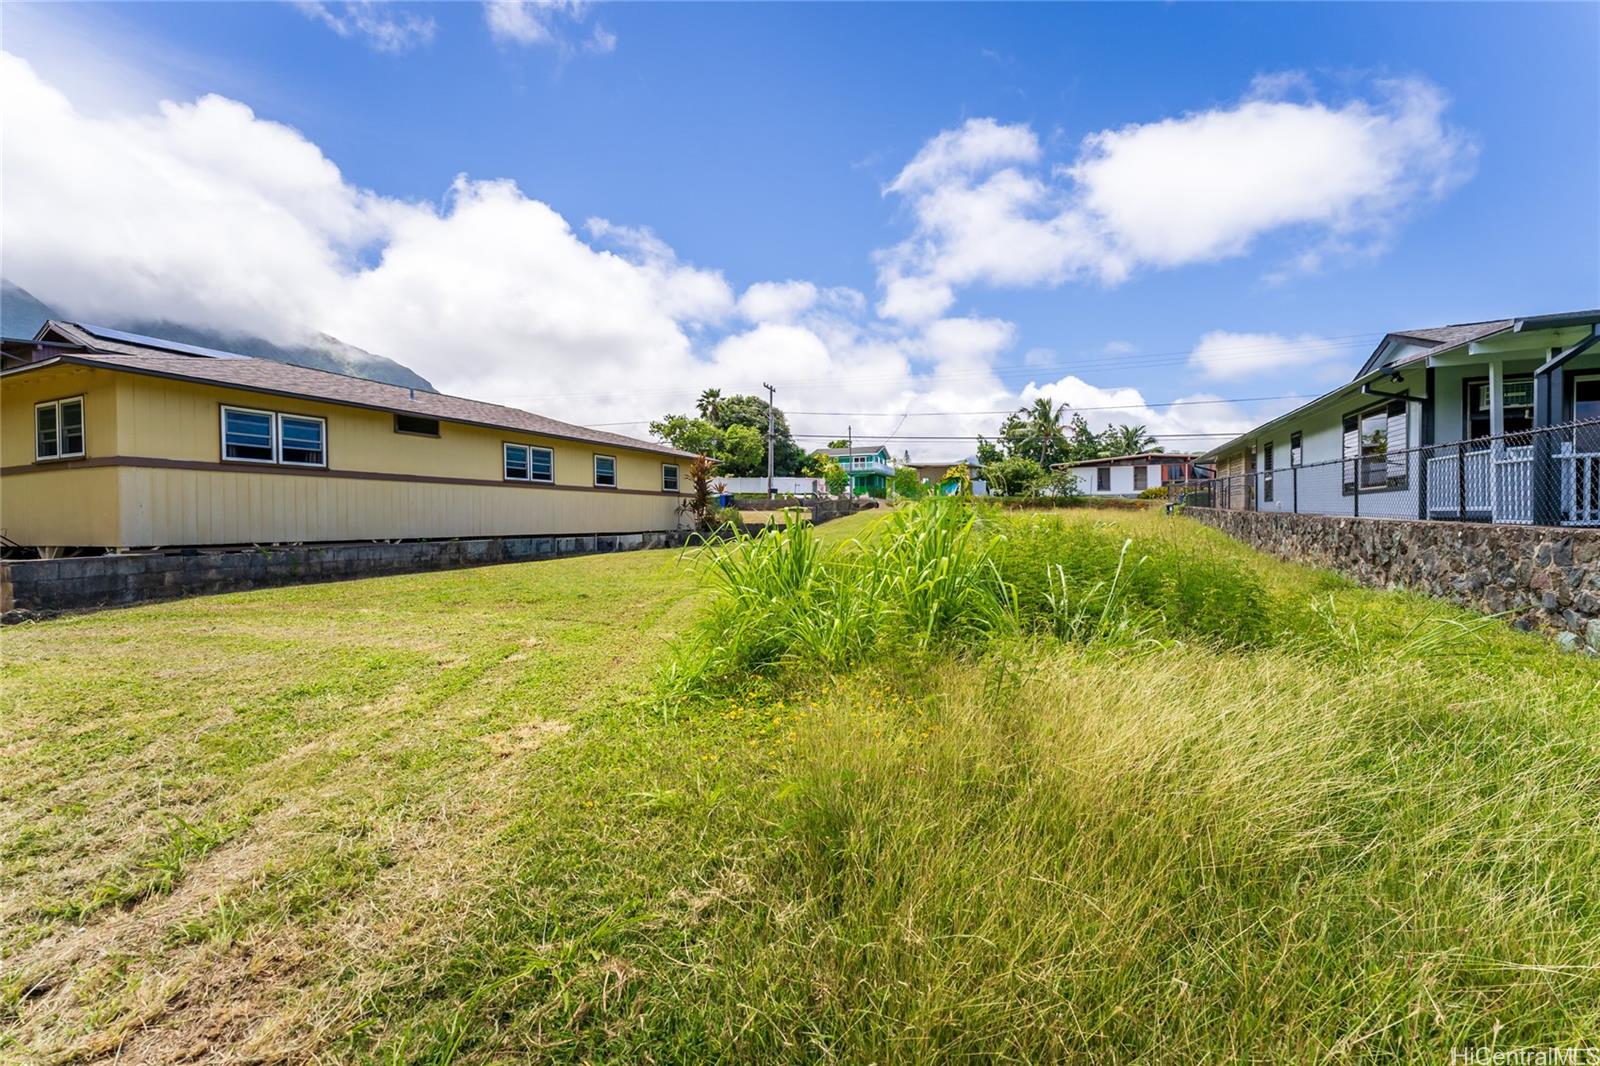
[1171,418,1600,528]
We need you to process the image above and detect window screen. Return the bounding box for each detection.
[278,415,325,466]
[528,446,553,482]
[223,407,276,462]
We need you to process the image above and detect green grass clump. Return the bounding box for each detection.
[668,502,1013,694]
[986,509,1274,646]
[671,501,1275,699]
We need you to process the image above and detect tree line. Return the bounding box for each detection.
[649,389,1161,497]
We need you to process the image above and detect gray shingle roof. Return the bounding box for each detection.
[16,321,694,459]
[1387,319,1514,364]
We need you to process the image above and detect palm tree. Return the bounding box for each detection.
[1105,423,1160,456]
[1024,397,1070,467]
[696,388,723,423]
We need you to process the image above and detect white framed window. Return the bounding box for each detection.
[34,396,85,461]
[221,405,277,463]
[278,414,326,467]
[222,406,327,466]
[594,454,617,488]
[662,463,680,492]
[528,445,553,482]
[504,443,529,480]
[504,443,554,482]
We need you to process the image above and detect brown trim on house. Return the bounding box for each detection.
[2,355,695,461]
[0,454,689,498]
[393,413,442,438]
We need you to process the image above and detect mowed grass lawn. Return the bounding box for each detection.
[3,507,1599,1063]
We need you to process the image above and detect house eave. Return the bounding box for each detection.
[1195,365,1414,463]
[0,354,698,460]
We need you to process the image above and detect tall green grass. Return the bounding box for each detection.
[665,502,1017,695]
[985,509,1274,645]
[686,641,1600,1060]
[667,500,1274,698]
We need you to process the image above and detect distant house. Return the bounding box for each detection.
[1053,452,1205,498]
[824,444,894,498]
[910,457,986,496]
[1191,309,1600,525]
[0,321,695,552]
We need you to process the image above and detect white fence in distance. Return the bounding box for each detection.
[712,476,829,496]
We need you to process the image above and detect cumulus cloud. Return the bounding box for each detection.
[877,76,1476,321]
[0,50,1012,444]
[737,281,818,324]
[1185,330,1351,382]
[296,1,437,54]
[1,49,1365,460]
[484,0,615,54]
[886,117,1040,194]
[1018,375,1279,452]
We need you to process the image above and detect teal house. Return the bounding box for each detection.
[825,445,893,497]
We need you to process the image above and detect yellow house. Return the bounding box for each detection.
[1,321,693,553]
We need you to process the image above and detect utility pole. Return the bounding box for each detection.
[847,423,853,498]
[763,382,776,499]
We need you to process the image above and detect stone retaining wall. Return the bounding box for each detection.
[1185,508,1600,650]
[1,531,689,618]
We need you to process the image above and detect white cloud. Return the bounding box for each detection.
[1,49,1340,462]
[920,316,1015,367]
[296,2,437,54]
[1186,330,1349,382]
[878,75,1476,321]
[483,0,613,54]
[737,281,818,324]
[886,117,1040,194]
[1019,376,1274,453]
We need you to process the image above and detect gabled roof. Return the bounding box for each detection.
[824,445,892,458]
[7,320,693,459]
[1199,308,1600,463]
[1354,318,1514,377]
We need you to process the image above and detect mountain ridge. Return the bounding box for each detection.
[1,280,435,393]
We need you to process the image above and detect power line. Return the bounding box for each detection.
[484,331,1378,406]
[585,392,1304,428]
[788,431,1237,441]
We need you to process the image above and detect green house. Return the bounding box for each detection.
[825,444,893,498]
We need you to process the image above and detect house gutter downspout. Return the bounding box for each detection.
[1530,326,1599,525]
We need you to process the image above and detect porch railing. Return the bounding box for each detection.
[1172,418,1600,528]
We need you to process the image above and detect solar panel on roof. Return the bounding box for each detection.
[77,323,250,360]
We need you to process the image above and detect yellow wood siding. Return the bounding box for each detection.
[0,364,119,467]
[0,466,123,546]
[2,364,687,548]
[114,467,680,545]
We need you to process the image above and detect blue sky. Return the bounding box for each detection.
[3,1,1596,456]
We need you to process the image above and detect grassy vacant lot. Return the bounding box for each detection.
[3,507,1598,1062]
